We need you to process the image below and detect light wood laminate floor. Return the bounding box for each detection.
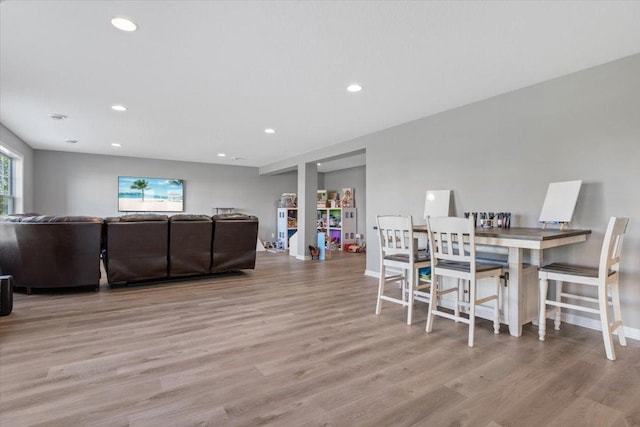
[1,251,639,426]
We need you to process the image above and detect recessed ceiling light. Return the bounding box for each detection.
[217,153,226,157]
[111,105,127,112]
[264,128,276,134]
[347,83,363,93]
[111,17,138,32]
[317,163,322,166]
[111,143,122,147]
[65,139,78,144]
[50,113,67,120]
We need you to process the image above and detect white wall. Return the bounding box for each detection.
[323,165,366,242]
[360,54,640,328]
[33,150,297,241]
[0,123,35,212]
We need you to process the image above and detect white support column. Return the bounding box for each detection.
[295,162,318,260]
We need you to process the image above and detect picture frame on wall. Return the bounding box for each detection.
[118,176,184,212]
[317,190,328,208]
[341,188,354,208]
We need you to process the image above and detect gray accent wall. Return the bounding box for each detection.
[362,54,640,328]
[0,123,35,212]
[323,165,366,242]
[33,150,297,241]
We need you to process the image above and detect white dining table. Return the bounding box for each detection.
[413,225,591,337]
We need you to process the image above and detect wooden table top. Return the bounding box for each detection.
[412,225,591,241]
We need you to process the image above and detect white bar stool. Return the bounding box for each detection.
[538,217,629,360]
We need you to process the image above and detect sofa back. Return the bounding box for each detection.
[169,214,213,277]
[103,214,169,284]
[0,215,103,289]
[211,214,259,273]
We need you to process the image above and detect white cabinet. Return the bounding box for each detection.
[277,207,357,251]
[277,208,298,249]
[316,207,357,250]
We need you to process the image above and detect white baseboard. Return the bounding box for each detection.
[296,255,312,261]
[558,311,640,341]
[363,269,639,341]
[364,270,380,278]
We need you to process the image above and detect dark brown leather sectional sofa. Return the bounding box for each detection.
[0,213,259,291]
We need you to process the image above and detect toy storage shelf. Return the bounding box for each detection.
[277,207,357,251]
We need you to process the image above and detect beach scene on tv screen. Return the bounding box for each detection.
[118,176,184,212]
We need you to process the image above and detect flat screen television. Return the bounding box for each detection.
[118,176,184,212]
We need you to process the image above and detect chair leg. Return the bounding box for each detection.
[407,267,414,325]
[376,264,386,315]
[538,276,548,341]
[598,284,616,361]
[493,277,500,335]
[455,279,462,321]
[468,279,476,347]
[425,275,437,333]
[554,280,563,331]
[611,281,627,347]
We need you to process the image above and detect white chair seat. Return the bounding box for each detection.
[437,261,503,274]
[539,262,610,278]
[384,252,430,263]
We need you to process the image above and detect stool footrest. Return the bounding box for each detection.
[432,309,470,324]
[475,295,498,306]
[560,292,600,304]
[545,299,600,315]
[379,295,408,307]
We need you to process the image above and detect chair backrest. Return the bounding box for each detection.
[376,215,415,260]
[426,216,476,272]
[599,217,629,276]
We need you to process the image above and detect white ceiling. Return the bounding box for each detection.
[2,1,640,171]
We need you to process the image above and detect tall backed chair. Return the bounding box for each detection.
[425,216,503,347]
[375,215,433,325]
[538,217,629,360]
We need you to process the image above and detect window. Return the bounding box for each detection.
[0,152,13,215]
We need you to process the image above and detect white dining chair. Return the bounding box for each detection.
[538,216,629,360]
[425,216,503,347]
[375,215,432,325]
